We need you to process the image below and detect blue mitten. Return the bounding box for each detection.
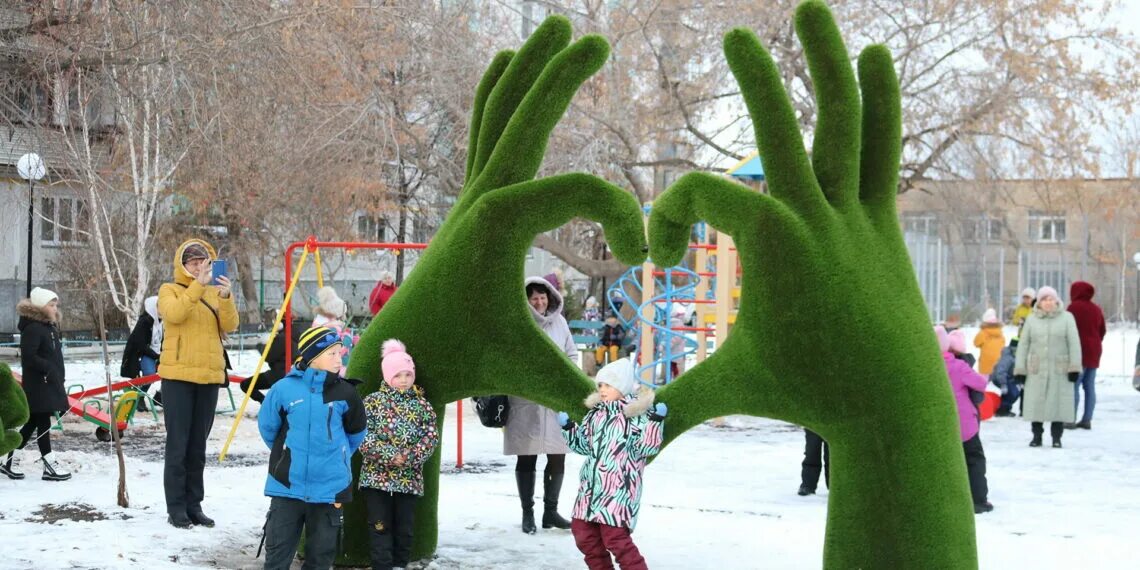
[556,411,571,429]
[649,402,667,421]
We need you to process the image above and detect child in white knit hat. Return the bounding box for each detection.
[557,357,666,570]
[311,286,356,368]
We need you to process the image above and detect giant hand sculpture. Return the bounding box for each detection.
[1,363,30,456]
[649,2,976,568]
[341,17,647,562]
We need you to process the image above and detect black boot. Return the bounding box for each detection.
[541,472,572,530]
[1051,422,1064,448]
[187,509,215,527]
[515,471,537,534]
[168,512,192,529]
[0,452,24,480]
[797,485,815,496]
[1030,423,1043,447]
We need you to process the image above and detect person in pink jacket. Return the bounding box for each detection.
[935,326,992,514]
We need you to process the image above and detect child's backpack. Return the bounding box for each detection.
[473,395,510,428]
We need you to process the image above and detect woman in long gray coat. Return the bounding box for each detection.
[505,276,576,534]
[1014,286,1082,448]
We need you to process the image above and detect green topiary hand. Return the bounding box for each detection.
[649,2,977,568]
[339,16,647,563]
[1,363,31,456]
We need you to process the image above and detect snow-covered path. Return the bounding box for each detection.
[2,328,1138,569]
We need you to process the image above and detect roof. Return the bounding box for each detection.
[725,150,765,181]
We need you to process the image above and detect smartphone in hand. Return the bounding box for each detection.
[211,259,228,285]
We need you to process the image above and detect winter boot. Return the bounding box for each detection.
[1076,421,1091,430]
[0,452,24,480]
[541,472,572,530]
[797,485,815,496]
[1050,422,1064,448]
[168,512,193,529]
[516,471,537,534]
[40,453,71,482]
[1030,423,1043,447]
[187,509,215,527]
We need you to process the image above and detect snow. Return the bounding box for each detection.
[2,329,1139,569]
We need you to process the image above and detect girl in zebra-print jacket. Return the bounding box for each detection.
[560,357,666,569]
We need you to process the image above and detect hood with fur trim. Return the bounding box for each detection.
[172,238,217,285]
[17,299,57,325]
[584,386,656,418]
[525,275,565,325]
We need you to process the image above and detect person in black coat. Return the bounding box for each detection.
[120,296,162,410]
[239,320,301,403]
[2,287,71,482]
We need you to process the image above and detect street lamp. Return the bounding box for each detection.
[16,153,45,300]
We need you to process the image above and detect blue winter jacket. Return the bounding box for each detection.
[989,345,1017,394]
[258,366,366,504]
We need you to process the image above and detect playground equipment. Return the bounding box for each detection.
[13,370,243,441]
[213,237,497,467]
[603,153,762,386]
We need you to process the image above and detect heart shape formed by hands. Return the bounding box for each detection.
[343,3,977,568]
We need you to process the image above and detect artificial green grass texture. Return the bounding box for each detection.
[651,2,977,568]
[1,363,31,455]
[341,2,978,568]
[339,16,647,565]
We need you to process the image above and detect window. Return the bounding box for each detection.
[411,214,436,244]
[901,213,938,236]
[962,215,1003,243]
[40,196,89,246]
[356,213,385,241]
[1028,211,1066,243]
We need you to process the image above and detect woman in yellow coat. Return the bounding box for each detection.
[973,309,1006,375]
[158,239,239,529]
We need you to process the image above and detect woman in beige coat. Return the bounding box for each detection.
[504,277,575,534]
[1013,286,1082,448]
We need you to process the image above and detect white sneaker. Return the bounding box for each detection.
[40,453,72,482]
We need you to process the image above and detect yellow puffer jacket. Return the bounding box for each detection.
[1011,304,1033,328]
[973,324,1006,375]
[157,239,240,385]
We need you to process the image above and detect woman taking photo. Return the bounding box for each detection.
[158,240,239,528]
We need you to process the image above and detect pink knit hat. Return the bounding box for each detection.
[982,308,999,324]
[381,339,416,386]
[933,326,950,353]
[947,329,967,354]
[1036,286,1059,303]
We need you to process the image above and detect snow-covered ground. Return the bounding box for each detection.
[2,328,1139,569]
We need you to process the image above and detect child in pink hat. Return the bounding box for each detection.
[358,339,439,569]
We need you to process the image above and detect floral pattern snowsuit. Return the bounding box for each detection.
[562,391,663,530]
[358,382,439,496]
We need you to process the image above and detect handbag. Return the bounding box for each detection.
[473,395,510,428]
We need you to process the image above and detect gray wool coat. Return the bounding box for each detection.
[1014,305,1082,423]
[503,277,576,456]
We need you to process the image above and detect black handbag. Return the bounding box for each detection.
[473,395,510,428]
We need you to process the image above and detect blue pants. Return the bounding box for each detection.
[141,355,158,376]
[998,382,1021,415]
[1073,367,1097,423]
[138,356,158,395]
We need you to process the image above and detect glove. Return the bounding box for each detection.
[556,411,570,427]
[1068,372,1080,383]
[648,402,667,422]
[1013,375,1026,385]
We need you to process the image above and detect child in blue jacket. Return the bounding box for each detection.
[258,326,367,570]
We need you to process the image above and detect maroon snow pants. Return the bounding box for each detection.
[571,518,648,570]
